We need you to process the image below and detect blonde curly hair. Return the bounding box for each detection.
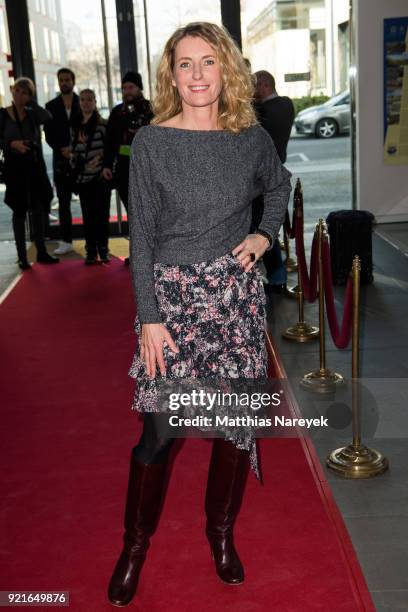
[152,22,257,133]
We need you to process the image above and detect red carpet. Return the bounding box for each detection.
[0,259,374,611]
[66,215,128,225]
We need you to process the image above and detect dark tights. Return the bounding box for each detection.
[133,413,176,464]
[12,203,47,262]
[77,180,111,257]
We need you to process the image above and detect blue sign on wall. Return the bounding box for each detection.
[383,17,408,165]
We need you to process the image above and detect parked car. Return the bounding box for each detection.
[295,91,350,138]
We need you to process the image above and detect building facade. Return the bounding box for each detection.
[0,0,65,106]
[243,0,349,99]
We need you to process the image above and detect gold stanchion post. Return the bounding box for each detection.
[301,220,344,393]
[286,283,301,299]
[284,224,298,272]
[279,236,285,251]
[282,223,319,343]
[285,197,300,298]
[286,187,301,296]
[279,179,302,251]
[327,256,389,477]
[283,180,300,273]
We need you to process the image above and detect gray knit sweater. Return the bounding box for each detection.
[129,124,292,323]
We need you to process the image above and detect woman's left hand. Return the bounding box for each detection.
[232,233,270,272]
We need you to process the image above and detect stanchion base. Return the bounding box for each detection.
[285,257,298,273]
[282,323,319,342]
[300,369,344,393]
[286,284,300,299]
[327,444,389,478]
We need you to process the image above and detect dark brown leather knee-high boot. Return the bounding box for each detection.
[108,452,168,607]
[205,439,250,585]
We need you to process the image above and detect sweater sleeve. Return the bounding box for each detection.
[128,128,162,324]
[257,127,292,244]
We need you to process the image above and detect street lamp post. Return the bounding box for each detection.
[142,0,153,99]
[349,0,357,210]
[101,0,114,110]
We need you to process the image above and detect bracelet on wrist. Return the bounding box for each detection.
[255,228,273,250]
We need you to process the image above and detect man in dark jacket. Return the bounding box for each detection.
[44,68,80,255]
[102,72,153,210]
[102,72,153,264]
[254,70,295,163]
[253,71,295,292]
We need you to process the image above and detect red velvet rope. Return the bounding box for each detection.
[294,210,318,302]
[291,186,353,347]
[321,239,353,349]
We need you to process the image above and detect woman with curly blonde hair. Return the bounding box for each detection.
[108,21,291,607]
[152,21,255,132]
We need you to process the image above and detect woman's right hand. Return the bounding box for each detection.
[10,140,30,154]
[141,323,179,379]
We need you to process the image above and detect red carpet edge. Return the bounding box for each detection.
[265,330,375,612]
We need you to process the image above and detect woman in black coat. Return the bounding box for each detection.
[0,77,59,269]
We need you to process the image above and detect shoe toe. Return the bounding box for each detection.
[18,261,32,271]
[218,566,244,584]
[107,587,133,607]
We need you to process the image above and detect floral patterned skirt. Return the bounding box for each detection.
[129,252,267,479]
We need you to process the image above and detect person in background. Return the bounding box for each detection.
[102,72,153,264]
[253,70,295,293]
[0,77,59,269]
[254,70,294,163]
[44,67,80,256]
[71,89,111,265]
